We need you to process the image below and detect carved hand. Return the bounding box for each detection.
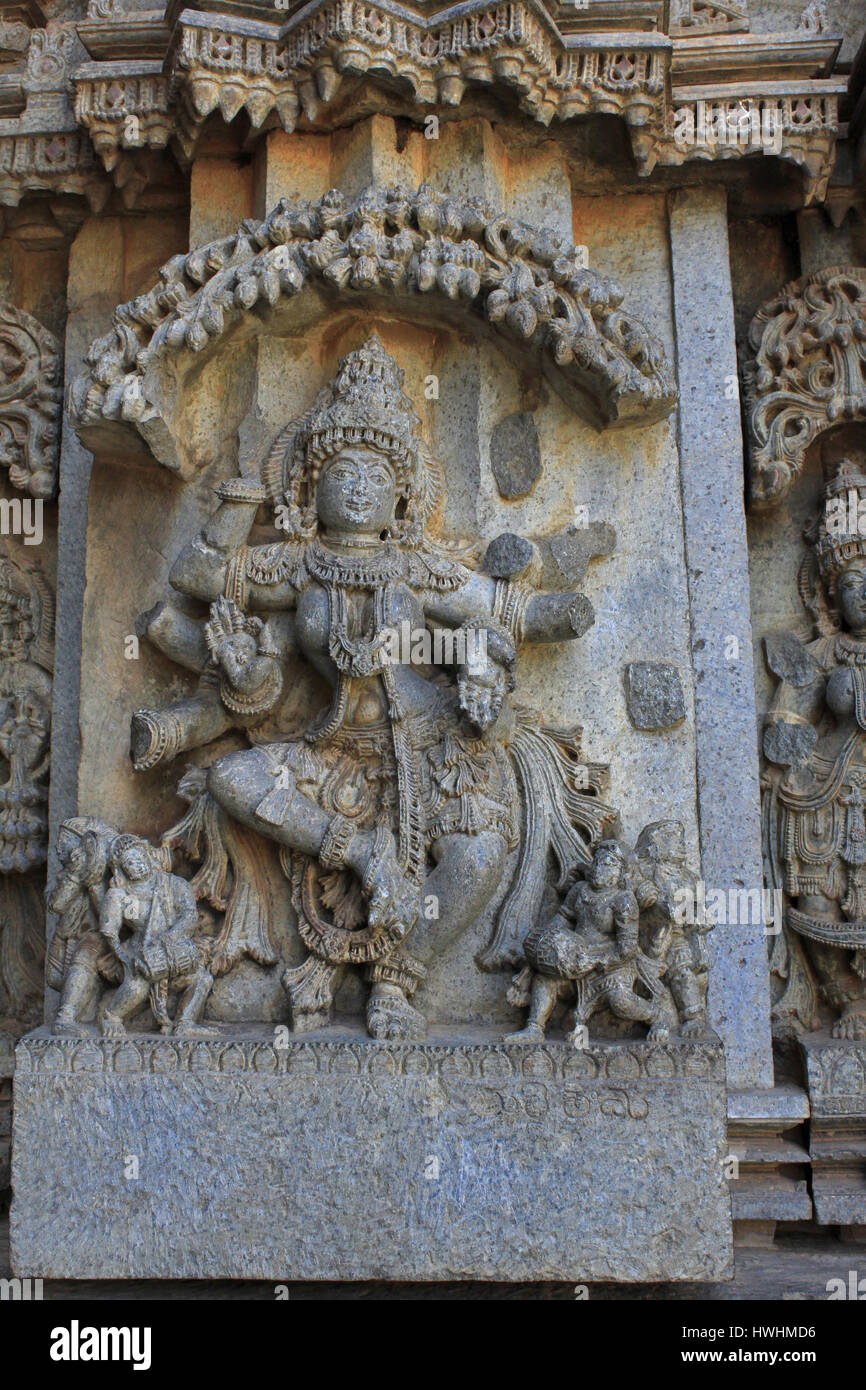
[215,639,276,696]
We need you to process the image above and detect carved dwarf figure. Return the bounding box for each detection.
[97,834,215,1038]
[506,840,669,1043]
[764,460,866,1039]
[46,817,122,1034]
[632,820,710,1037]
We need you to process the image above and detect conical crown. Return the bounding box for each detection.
[301,334,420,481]
[816,458,866,580]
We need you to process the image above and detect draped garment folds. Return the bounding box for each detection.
[777,643,866,963]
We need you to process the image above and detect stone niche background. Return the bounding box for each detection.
[74,176,699,1029]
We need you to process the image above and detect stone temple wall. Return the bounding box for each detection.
[0,0,864,1294]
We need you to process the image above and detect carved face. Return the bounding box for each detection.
[838,559,866,633]
[56,828,84,872]
[0,687,49,771]
[457,661,508,733]
[589,846,623,889]
[118,842,151,882]
[316,447,396,535]
[649,822,685,865]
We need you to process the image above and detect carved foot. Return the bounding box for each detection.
[832,1008,866,1041]
[53,1018,91,1037]
[366,985,427,1040]
[100,1011,127,1038]
[504,1023,546,1043]
[680,1016,706,1038]
[290,1009,331,1034]
[173,1021,221,1039]
[477,941,525,974]
[647,1022,670,1043]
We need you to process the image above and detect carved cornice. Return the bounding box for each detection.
[651,82,845,204]
[744,265,866,510]
[69,182,677,468]
[165,6,670,139]
[73,60,174,169]
[0,129,105,209]
[14,1030,727,1082]
[0,24,109,212]
[0,6,847,211]
[0,300,61,497]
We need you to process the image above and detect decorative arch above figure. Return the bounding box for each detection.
[745,265,866,510]
[68,182,677,478]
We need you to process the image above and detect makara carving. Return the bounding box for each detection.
[745,266,866,510]
[0,301,62,498]
[764,460,866,1040]
[53,333,708,1044]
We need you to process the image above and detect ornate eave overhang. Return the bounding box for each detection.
[645,28,845,201]
[70,1,846,204]
[157,4,671,144]
[0,25,106,213]
[0,1,851,213]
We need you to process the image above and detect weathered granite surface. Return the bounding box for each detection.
[801,1036,866,1226]
[11,1031,733,1282]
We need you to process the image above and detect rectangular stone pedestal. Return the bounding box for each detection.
[11,1030,733,1282]
[801,1036,866,1226]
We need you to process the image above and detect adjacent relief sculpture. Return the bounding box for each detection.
[764,459,866,1039]
[0,556,53,1032]
[507,823,711,1044]
[51,333,706,1045]
[0,301,62,500]
[0,299,60,1033]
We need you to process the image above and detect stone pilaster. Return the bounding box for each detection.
[669,186,775,1090]
[47,218,125,973]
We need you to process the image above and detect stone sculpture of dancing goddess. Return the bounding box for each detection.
[765,459,866,1039]
[131,336,612,1040]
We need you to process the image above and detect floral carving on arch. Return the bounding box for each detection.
[744,265,866,510]
[0,302,62,499]
[69,182,677,472]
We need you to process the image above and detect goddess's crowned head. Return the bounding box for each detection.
[268,335,441,541]
[809,459,866,634]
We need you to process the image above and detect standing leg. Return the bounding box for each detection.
[366,832,508,1040]
[100,971,151,1037]
[505,974,566,1042]
[172,965,217,1037]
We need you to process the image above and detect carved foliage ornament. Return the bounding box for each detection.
[69,182,676,468]
[0,301,62,498]
[744,266,866,510]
